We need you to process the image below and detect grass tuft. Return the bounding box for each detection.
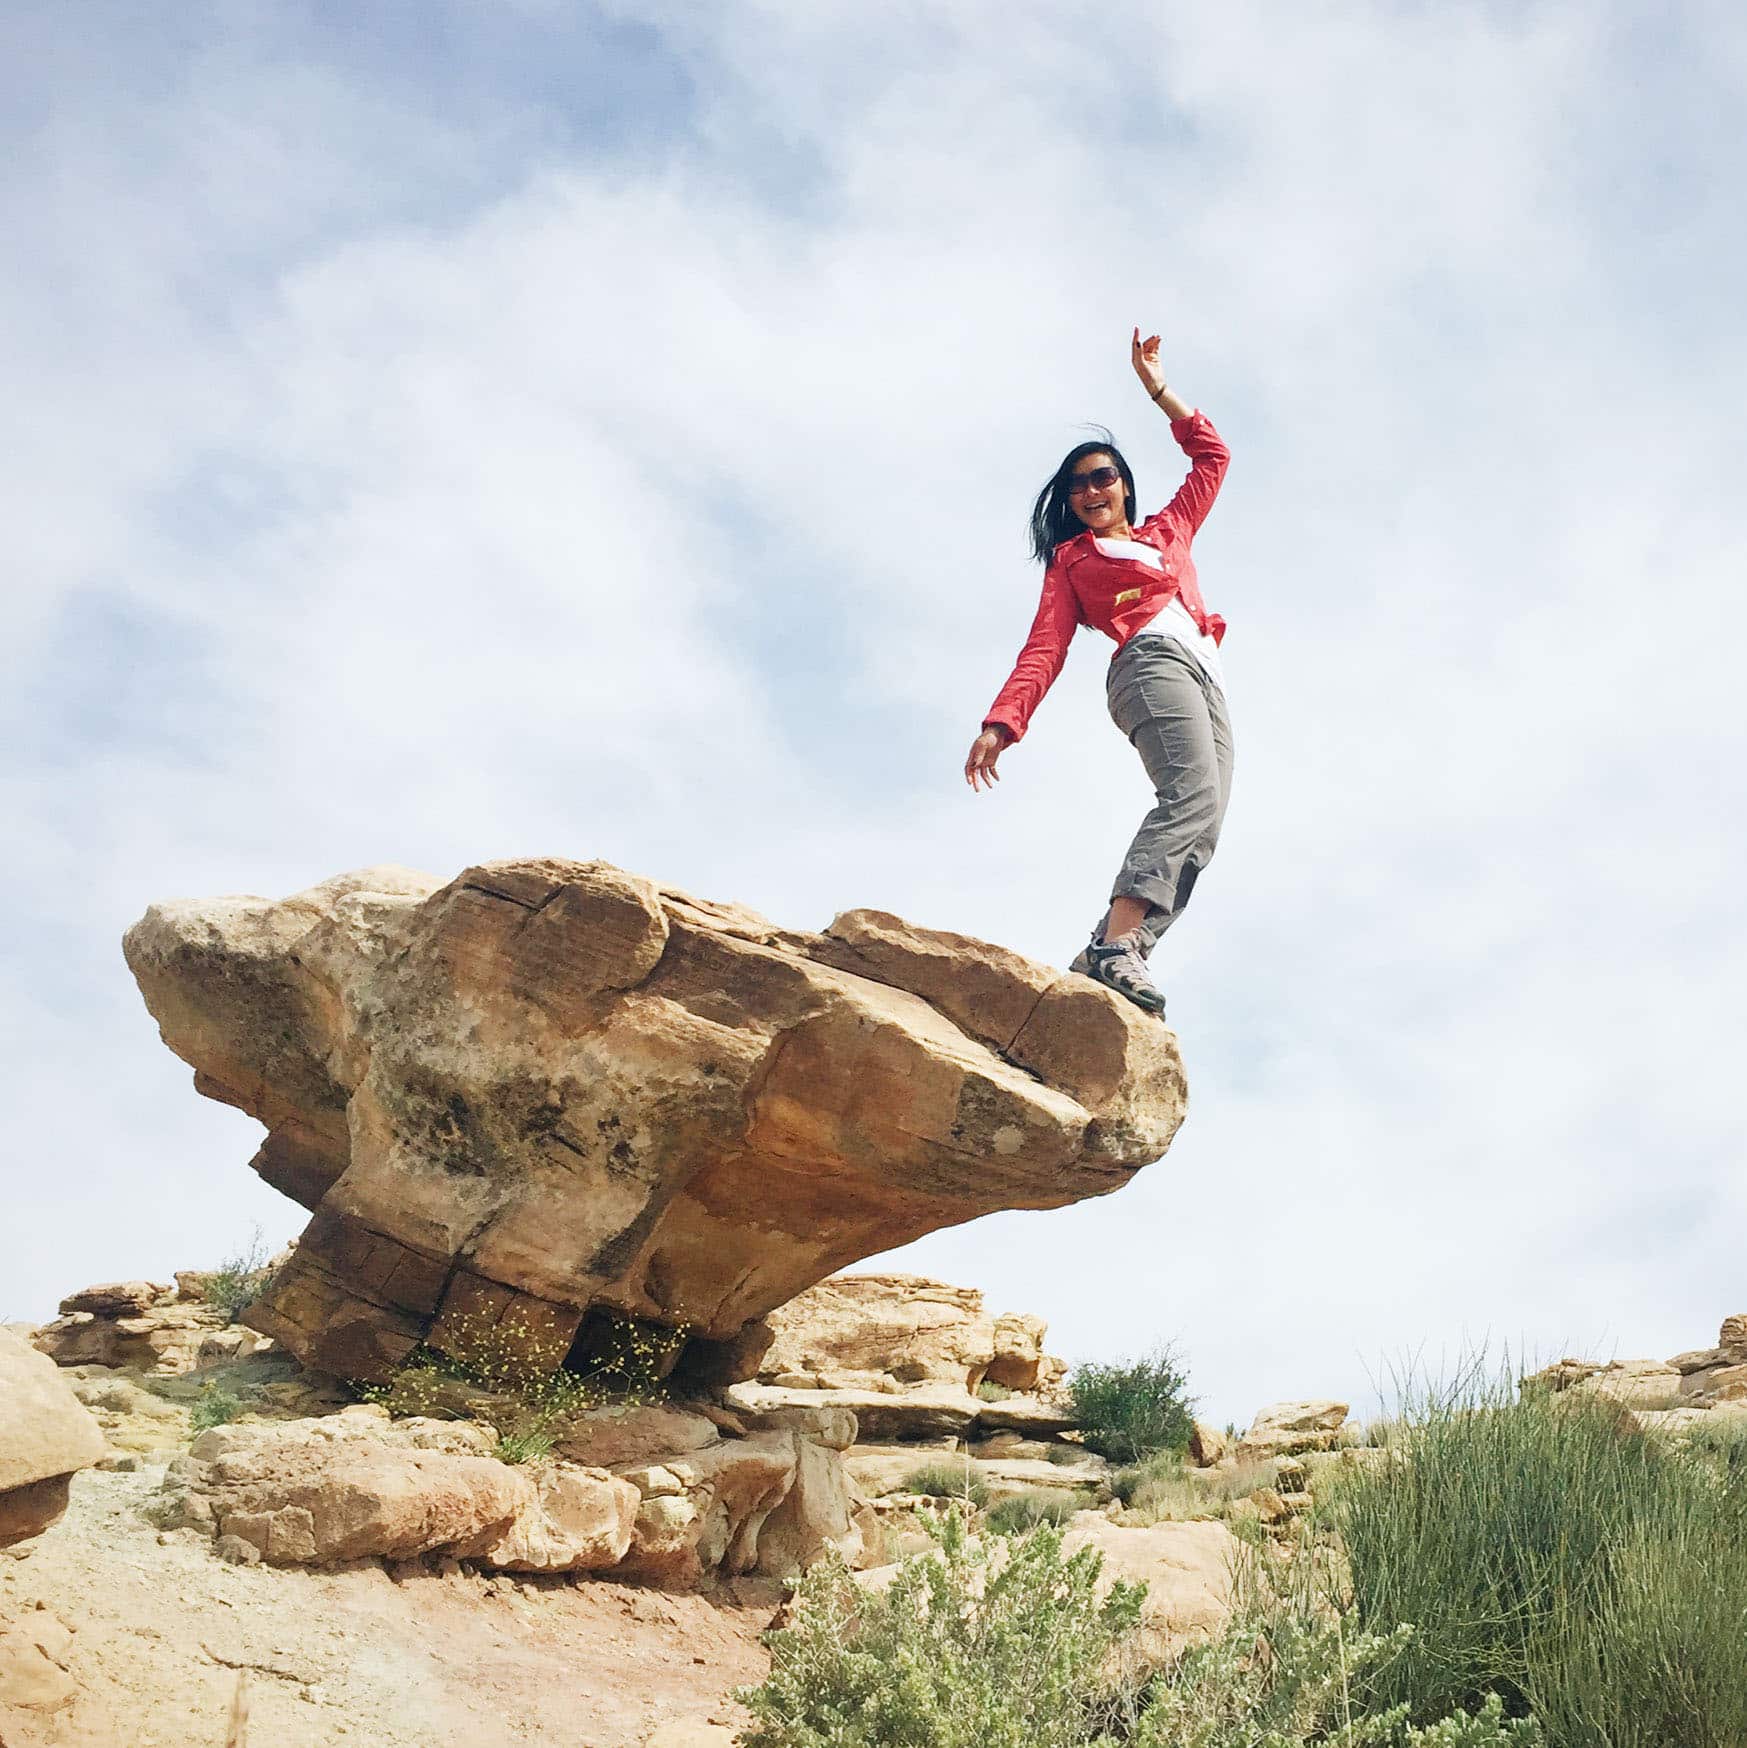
[1325,1362,1747,1746]
[902,1463,990,1509]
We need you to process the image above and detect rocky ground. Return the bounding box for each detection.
[7,1273,1745,1747]
[3,1459,773,1748]
[9,866,1744,1745]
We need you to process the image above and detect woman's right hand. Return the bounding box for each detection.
[964,727,1010,791]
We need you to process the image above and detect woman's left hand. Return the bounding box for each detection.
[1131,327,1166,396]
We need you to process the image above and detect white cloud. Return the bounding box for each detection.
[3,2,1743,1424]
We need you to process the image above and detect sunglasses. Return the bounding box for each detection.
[1066,465,1122,496]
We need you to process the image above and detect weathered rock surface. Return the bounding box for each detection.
[1235,1400,1349,1460]
[31,1280,273,1375]
[728,1381,984,1443]
[1188,1418,1229,1467]
[57,1281,167,1318]
[616,1433,801,1587]
[0,1330,105,1547]
[1061,1516,1238,1655]
[157,1411,641,1572]
[761,1274,996,1390]
[759,1271,1069,1396]
[1521,1318,1747,1418]
[124,861,1185,1382]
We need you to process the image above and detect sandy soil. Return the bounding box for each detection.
[1,1464,774,1748]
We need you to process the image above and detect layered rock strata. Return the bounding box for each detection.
[32,1278,273,1374]
[124,861,1185,1383]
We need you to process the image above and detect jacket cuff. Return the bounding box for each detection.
[1169,411,1206,440]
[982,715,1023,744]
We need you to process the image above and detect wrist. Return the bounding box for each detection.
[1148,382,1169,402]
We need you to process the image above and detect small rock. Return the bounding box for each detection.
[214,1534,262,1566]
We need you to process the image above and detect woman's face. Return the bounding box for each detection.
[1065,453,1129,534]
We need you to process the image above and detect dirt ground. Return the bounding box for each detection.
[1,1464,775,1748]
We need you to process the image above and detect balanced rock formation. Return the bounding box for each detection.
[124,860,1185,1383]
[0,1329,105,1546]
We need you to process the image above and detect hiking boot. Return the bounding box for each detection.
[1081,935,1167,1016]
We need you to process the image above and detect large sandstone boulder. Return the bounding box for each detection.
[761,1274,996,1391]
[616,1432,802,1587]
[124,861,1185,1382]
[758,1272,1068,1396]
[1059,1516,1238,1657]
[1235,1400,1349,1460]
[158,1410,639,1572]
[0,1330,105,1546]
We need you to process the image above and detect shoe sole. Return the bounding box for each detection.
[1083,958,1167,1017]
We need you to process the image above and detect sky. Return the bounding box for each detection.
[3,1,1744,1427]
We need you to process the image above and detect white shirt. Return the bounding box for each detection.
[1093,537,1226,691]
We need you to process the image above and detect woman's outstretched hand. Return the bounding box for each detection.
[964,726,1010,791]
[1131,327,1167,397]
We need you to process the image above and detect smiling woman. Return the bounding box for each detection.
[964,329,1233,1020]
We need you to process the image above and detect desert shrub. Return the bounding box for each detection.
[976,1378,1014,1402]
[362,1306,687,1465]
[739,1511,1537,1747]
[902,1463,989,1509]
[738,1511,1145,1747]
[201,1227,274,1320]
[190,1384,242,1432]
[1133,1608,1541,1748]
[985,1488,1090,1534]
[1326,1371,1747,1746]
[1067,1345,1194,1465]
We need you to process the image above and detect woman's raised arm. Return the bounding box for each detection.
[1132,328,1194,421]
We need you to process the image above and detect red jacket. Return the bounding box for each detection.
[983,411,1230,743]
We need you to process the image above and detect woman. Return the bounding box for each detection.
[964,329,1232,1017]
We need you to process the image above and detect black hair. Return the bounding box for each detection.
[1028,430,1137,566]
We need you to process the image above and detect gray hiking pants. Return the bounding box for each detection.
[1099,634,1234,958]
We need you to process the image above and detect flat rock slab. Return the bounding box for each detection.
[124,860,1187,1382]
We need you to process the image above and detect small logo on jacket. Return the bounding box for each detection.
[1114,588,1143,605]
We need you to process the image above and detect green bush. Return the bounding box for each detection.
[976,1378,1014,1402]
[986,1489,1090,1534]
[201,1227,274,1320]
[738,1511,1145,1747]
[1133,1608,1541,1748]
[902,1463,989,1509]
[738,1511,1538,1747]
[190,1385,242,1432]
[362,1306,689,1465]
[1067,1345,1194,1465]
[1326,1372,1747,1746]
